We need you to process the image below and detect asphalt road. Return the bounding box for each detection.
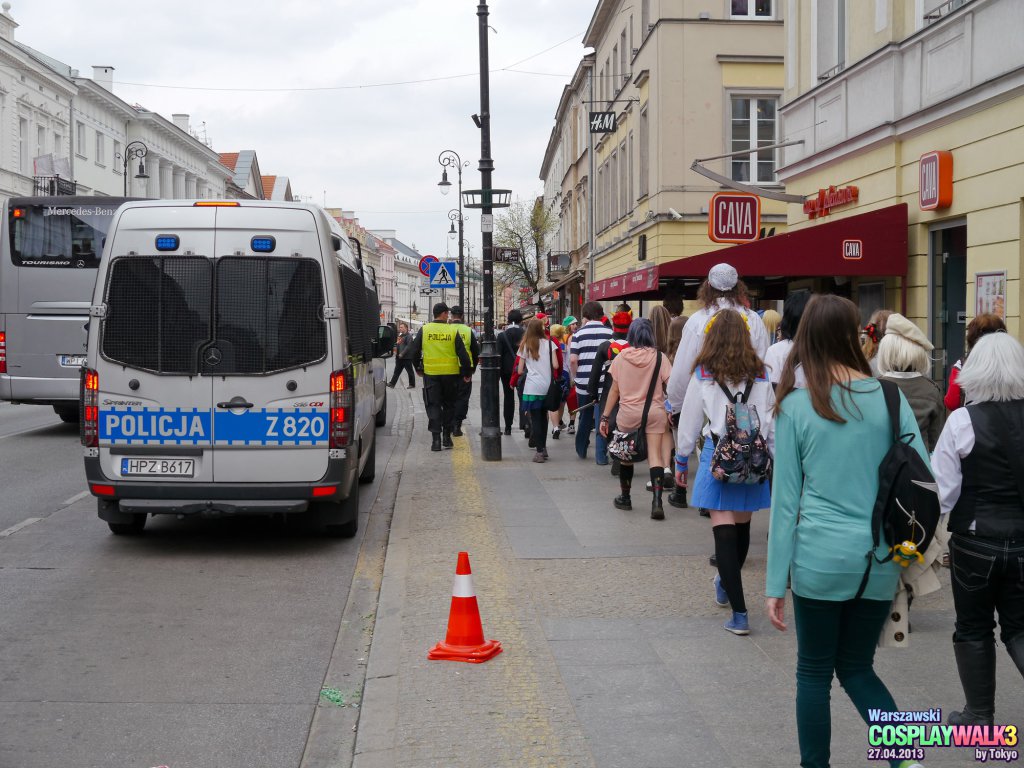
[0,398,402,768]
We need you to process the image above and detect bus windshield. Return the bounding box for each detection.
[9,198,126,269]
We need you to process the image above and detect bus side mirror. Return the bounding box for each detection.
[331,234,342,251]
[376,324,397,358]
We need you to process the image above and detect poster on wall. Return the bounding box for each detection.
[975,271,1006,319]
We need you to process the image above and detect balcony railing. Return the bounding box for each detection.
[547,250,570,276]
[34,175,77,196]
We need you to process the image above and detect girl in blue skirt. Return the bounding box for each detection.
[674,309,776,635]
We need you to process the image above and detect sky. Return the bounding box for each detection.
[13,0,596,262]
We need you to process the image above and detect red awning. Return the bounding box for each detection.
[588,203,908,300]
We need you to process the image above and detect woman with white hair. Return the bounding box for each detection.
[931,330,1024,727]
[877,313,945,451]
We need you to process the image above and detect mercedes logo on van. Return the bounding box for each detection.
[204,347,222,366]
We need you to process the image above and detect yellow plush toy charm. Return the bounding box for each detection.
[891,540,924,567]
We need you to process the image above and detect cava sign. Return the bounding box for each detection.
[708,192,761,244]
[919,150,953,211]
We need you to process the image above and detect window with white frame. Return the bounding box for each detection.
[817,0,846,78]
[620,30,627,81]
[113,140,122,173]
[19,117,28,174]
[639,107,649,197]
[610,150,619,223]
[729,96,779,183]
[53,132,62,155]
[36,125,45,157]
[75,122,85,156]
[619,140,628,216]
[628,132,634,204]
[731,0,773,18]
[641,0,650,34]
[597,166,604,230]
[95,130,104,165]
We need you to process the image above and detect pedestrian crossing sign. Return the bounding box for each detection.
[428,260,458,289]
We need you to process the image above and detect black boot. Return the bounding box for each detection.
[948,638,996,726]
[442,430,454,449]
[431,433,442,452]
[453,422,464,437]
[668,487,687,509]
[650,468,665,520]
[1005,633,1024,679]
[614,465,633,509]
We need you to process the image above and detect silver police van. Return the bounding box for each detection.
[81,200,394,536]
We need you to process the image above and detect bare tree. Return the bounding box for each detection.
[493,197,556,296]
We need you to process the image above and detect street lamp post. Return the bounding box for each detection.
[447,209,468,309]
[438,150,469,309]
[116,140,149,197]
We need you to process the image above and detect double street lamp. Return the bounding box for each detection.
[116,140,149,197]
[438,150,470,309]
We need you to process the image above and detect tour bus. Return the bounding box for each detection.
[80,200,394,536]
[0,196,140,421]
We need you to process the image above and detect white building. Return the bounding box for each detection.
[0,4,229,200]
[373,231,427,328]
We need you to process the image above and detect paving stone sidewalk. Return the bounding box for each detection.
[352,385,1023,768]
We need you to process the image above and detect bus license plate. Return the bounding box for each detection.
[59,354,87,367]
[120,458,195,477]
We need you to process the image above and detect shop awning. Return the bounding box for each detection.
[588,203,908,300]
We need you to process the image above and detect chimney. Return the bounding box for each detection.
[172,114,190,132]
[0,3,19,42]
[92,65,114,92]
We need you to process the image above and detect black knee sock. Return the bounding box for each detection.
[736,521,751,568]
[619,464,634,495]
[713,524,746,614]
[649,466,663,488]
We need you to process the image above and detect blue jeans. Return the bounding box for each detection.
[792,595,901,768]
[575,394,608,463]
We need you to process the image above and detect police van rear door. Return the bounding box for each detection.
[97,206,217,483]
[207,206,331,484]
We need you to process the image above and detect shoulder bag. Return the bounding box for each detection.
[543,340,562,411]
[607,352,662,463]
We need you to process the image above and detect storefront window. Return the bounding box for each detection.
[730,96,778,183]
[731,0,772,18]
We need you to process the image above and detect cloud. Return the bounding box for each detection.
[12,0,593,261]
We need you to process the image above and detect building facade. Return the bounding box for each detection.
[778,0,1024,380]
[373,231,426,329]
[579,0,788,306]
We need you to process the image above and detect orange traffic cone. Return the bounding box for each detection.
[427,551,502,663]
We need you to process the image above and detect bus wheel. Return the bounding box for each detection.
[54,404,80,423]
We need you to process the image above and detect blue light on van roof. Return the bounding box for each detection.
[155,235,179,251]
[251,236,276,253]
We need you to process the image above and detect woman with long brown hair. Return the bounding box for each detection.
[516,318,561,463]
[766,294,929,768]
[675,309,775,635]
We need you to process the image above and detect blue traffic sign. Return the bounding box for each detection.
[428,260,458,289]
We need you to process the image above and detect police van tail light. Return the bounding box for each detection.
[81,367,99,447]
[0,331,6,374]
[329,368,354,448]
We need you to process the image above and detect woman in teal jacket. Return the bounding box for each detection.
[766,295,929,768]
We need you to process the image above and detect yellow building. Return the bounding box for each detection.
[580,0,788,307]
[778,0,1024,381]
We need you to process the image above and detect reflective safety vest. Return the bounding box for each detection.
[421,322,461,376]
[453,324,474,366]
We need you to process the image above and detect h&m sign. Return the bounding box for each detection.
[589,112,617,133]
[708,192,761,244]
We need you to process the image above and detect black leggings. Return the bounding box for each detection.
[530,409,548,452]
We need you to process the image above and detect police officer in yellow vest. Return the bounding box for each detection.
[406,302,473,451]
[448,305,480,437]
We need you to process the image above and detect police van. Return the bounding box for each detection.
[80,200,395,536]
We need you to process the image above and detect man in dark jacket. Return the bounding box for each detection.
[448,306,480,437]
[497,309,525,435]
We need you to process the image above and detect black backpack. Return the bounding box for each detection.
[855,380,941,598]
[709,380,773,485]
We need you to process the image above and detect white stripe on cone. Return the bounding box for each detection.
[452,573,475,598]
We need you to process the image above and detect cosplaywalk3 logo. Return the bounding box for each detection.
[866,709,1019,763]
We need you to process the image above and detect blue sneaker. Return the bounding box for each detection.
[713,574,729,607]
[723,611,750,636]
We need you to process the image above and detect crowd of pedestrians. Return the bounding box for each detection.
[472,262,1023,768]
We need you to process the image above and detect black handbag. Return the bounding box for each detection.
[607,353,662,463]
[543,340,562,411]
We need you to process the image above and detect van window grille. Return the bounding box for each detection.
[209,257,326,374]
[101,256,212,373]
[340,265,370,360]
